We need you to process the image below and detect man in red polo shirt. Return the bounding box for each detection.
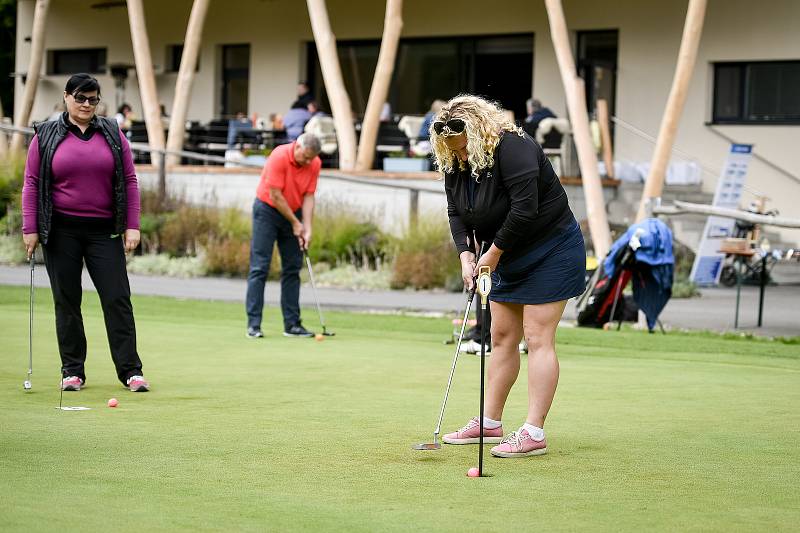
[245,133,322,338]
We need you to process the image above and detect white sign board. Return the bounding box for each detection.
[690,144,753,285]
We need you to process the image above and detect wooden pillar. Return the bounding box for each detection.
[636,0,707,222]
[596,99,614,178]
[355,0,403,171]
[126,0,166,170]
[306,0,357,170]
[165,0,209,167]
[10,0,50,154]
[0,95,8,159]
[544,0,612,259]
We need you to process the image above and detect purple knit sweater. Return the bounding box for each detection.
[22,130,141,234]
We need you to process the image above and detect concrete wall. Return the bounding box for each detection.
[15,0,800,246]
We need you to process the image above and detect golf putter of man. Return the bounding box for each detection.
[303,250,334,336]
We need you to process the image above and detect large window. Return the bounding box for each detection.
[307,34,533,120]
[713,61,800,124]
[47,48,106,75]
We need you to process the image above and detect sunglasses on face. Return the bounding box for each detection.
[72,94,101,106]
[432,118,466,136]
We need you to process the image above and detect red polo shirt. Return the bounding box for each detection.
[256,142,321,211]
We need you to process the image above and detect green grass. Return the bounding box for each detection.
[1,284,799,532]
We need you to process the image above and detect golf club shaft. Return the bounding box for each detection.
[433,288,475,436]
[28,256,34,378]
[304,252,327,332]
[478,301,486,476]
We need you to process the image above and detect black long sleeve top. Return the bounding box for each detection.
[445,131,576,263]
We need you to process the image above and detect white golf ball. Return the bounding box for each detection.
[23,381,32,390]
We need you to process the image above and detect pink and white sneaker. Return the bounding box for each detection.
[61,376,83,391]
[490,428,547,457]
[126,375,150,392]
[442,417,503,445]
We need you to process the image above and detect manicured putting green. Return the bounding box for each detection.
[1,285,798,531]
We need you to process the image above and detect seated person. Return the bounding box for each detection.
[418,99,446,141]
[227,112,253,148]
[522,98,556,139]
[283,104,312,141]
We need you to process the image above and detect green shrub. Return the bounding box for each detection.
[308,200,388,269]
[126,253,207,277]
[0,234,26,263]
[389,216,460,290]
[672,240,700,298]
[159,204,219,257]
[313,264,392,291]
[0,157,24,228]
[203,237,251,277]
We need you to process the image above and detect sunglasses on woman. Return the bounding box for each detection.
[432,118,466,136]
[72,94,101,106]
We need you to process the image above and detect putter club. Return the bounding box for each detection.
[414,241,487,451]
[303,251,334,336]
[413,286,476,451]
[56,370,90,411]
[23,256,34,391]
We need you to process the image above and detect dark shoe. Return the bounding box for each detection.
[283,324,314,338]
[246,327,264,339]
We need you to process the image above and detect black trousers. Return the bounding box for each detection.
[42,217,142,385]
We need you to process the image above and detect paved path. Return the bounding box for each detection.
[1,265,797,338]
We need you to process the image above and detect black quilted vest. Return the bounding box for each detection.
[33,113,127,244]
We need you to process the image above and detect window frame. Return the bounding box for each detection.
[46,47,107,75]
[711,60,800,125]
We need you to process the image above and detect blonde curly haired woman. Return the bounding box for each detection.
[433,95,585,457]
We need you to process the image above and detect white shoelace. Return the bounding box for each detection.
[502,431,525,449]
[459,418,480,432]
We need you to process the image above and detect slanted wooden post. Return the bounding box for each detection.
[306,0,357,170]
[636,0,707,222]
[10,0,50,154]
[355,0,403,171]
[0,96,9,159]
[544,0,612,259]
[126,0,166,174]
[596,99,614,178]
[166,0,210,166]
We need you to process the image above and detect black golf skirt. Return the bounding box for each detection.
[490,221,586,305]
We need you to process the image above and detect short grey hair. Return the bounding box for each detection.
[296,132,321,154]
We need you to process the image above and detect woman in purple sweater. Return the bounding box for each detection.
[22,73,150,393]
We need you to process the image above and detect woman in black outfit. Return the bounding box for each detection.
[434,95,585,458]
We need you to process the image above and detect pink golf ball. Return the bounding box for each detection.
[467,467,480,478]
[108,398,118,408]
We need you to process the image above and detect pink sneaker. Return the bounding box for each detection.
[126,375,150,392]
[61,376,83,391]
[442,417,503,445]
[490,428,547,457]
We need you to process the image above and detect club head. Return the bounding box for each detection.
[23,380,32,391]
[322,332,335,337]
[413,442,441,451]
[55,406,91,411]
